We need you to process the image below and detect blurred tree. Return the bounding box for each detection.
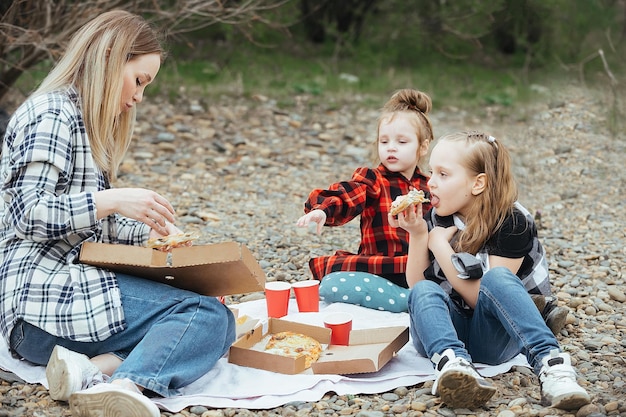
[0,0,290,106]
[299,0,378,44]
[406,0,623,69]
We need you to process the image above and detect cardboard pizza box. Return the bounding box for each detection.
[79,241,266,296]
[228,318,331,375]
[311,325,409,375]
[228,318,409,375]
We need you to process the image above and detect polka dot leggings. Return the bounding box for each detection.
[318,271,409,313]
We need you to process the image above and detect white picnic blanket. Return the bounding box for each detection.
[0,299,530,411]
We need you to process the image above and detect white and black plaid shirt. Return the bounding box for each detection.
[424,202,551,310]
[0,87,149,343]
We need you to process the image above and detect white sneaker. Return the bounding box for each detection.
[46,345,104,401]
[69,382,160,417]
[539,349,590,410]
[431,348,497,408]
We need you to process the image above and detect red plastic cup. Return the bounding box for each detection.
[292,280,320,312]
[265,281,291,318]
[324,312,353,346]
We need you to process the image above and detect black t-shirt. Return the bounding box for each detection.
[423,206,548,308]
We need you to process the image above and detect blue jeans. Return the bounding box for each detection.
[9,273,235,397]
[408,267,558,375]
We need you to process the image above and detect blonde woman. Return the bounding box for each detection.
[392,131,590,410]
[0,11,235,416]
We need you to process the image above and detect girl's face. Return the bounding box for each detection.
[378,112,428,180]
[427,140,480,218]
[119,53,161,115]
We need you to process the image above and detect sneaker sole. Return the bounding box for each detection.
[69,387,159,417]
[546,307,568,336]
[543,392,591,410]
[437,370,497,409]
[46,346,81,402]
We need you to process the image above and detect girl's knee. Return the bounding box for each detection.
[481,267,526,297]
[410,280,441,297]
[408,280,443,309]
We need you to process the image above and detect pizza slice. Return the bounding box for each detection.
[146,232,199,251]
[264,331,322,369]
[390,189,429,216]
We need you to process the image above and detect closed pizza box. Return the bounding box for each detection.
[228,318,409,375]
[79,241,266,296]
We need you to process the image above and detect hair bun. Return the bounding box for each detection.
[384,89,431,114]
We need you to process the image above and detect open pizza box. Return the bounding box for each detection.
[228,318,409,375]
[79,241,266,296]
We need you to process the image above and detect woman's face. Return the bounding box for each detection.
[377,112,428,180]
[119,53,161,115]
[427,140,477,218]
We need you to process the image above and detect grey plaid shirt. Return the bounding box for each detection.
[0,87,149,343]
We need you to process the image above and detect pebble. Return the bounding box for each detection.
[1,85,624,416]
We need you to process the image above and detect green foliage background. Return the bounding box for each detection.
[9,0,625,116]
[153,0,624,114]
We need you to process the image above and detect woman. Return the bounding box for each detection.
[0,10,234,417]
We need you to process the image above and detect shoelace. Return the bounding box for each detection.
[85,372,109,389]
[542,364,576,381]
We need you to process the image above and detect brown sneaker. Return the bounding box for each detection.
[531,294,547,313]
[545,304,569,335]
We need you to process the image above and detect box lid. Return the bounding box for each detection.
[312,326,409,374]
[79,241,265,296]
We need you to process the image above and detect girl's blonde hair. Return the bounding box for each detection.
[441,131,519,254]
[374,88,434,165]
[33,10,165,181]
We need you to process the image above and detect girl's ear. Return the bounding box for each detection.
[419,139,430,157]
[471,173,487,195]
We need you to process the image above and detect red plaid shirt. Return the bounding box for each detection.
[304,164,431,288]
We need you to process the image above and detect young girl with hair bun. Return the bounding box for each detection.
[296,88,433,312]
[392,130,590,410]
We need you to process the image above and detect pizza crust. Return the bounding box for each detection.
[264,331,322,369]
[389,189,429,216]
[147,232,199,251]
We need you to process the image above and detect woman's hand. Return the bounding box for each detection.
[296,209,327,235]
[95,188,176,235]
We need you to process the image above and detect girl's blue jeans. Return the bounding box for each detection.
[9,273,235,397]
[408,267,558,375]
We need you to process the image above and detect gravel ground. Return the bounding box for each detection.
[1,83,625,417]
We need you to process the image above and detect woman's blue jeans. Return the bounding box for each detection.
[408,267,558,375]
[9,273,235,397]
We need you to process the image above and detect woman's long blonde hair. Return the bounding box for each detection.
[33,10,165,181]
[373,88,434,166]
[441,131,519,254]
